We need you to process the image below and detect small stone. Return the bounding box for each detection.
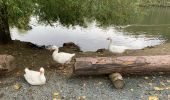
[98,82,102,85]
[160,82,166,86]
[130,89,134,92]
[148,83,152,86]
[144,77,149,80]
[167,80,170,83]
[137,84,142,87]
[166,86,170,90]
[168,95,170,99]
[141,95,144,98]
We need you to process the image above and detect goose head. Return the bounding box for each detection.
[39,67,46,83]
[39,67,45,75]
[51,45,58,50]
[106,37,113,43]
[48,45,59,52]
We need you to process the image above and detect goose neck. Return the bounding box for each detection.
[109,39,113,45]
[54,48,59,53]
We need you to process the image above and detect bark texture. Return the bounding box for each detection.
[0,2,12,44]
[74,55,170,75]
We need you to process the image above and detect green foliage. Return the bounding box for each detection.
[1,0,35,30]
[1,0,141,29]
[139,0,170,6]
[35,0,140,27]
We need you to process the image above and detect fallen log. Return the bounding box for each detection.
[0,55,16,75]
[74,55,170,75]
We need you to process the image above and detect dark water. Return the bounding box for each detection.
[11,7,170,51]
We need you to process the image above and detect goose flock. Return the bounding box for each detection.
[24,37,128,85]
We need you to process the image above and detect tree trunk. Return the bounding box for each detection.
[74,55,170,75]
[0,2,12,44]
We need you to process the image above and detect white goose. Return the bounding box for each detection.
[51,45,75,68]
[107,37,128,53]
[24,67,46,85]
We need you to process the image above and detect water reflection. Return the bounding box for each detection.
[10,1,170,51]
[124,7,170,41]
[11,18,163,51]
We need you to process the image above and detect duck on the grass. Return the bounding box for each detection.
[50,45,75,69]
[24,67,46,85]
[107,37,128,53]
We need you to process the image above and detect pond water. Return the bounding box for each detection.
[11,7,170,51]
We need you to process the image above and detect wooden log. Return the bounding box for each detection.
[109,73,124,89]
[0,55,16,75]
[74,55,170,75]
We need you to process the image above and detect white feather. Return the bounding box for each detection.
[24,67,46,85]
[51,45,75,64]
[107,37,128,53]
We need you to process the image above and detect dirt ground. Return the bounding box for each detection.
[1,40,170,100]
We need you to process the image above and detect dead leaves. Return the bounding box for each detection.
[78,96,86,100]
[149,96,159,100]
[53,92,59,96]
[13,83,22,90]
[152,80,170,91]
[144,77,149,80]
[148,83,152,86]
[130,89,134,92]
[154,87,164,91]
[53,92,61,100]
[152,86,170,91]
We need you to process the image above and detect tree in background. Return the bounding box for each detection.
[0,0,34,44]
[0,1,11,43]
[35,0,139,27]
[0,0,139,44]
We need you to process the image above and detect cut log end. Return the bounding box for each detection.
[109,73,124,89]
[0,55,16,76]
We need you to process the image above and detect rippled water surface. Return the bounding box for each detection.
[11,7,170,51]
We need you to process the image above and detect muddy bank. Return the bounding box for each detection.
[1,40,170,75]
